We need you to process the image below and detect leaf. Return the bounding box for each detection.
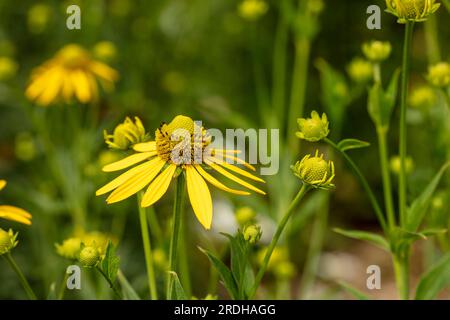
[338,281,371,300]
[420,228,447,237]
[117,270,141,300]
[337,139,370,152]
[46,282,57,300]
[100,240,120,284]
[415,253,450,300]
[406,162,450,232]
[169,272,188,300]
[333,228,390,251]
[199,247,238,299]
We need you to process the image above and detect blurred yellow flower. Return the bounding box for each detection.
[97,115,265,229]
[25,44,119,106]
[0,56,18,81]
[15,132,37,162]
[427,62,450,88]
[362,41,392,62]
[296,111,330,142]
[385,0,440,23]
[104,116,149,150]
[291,150,335,190]
[0,180,32,225]
[28,4,52,34]
[347,58,373,83]
[93,41,117,62]
[235,206,256,225]
[55,237,82,260]
[79,246,100,267]
[274,261,296,279]
[257,246,289,270]
[238,0,268,21]
[409,86,436,109]
[55,231,114,260]
[390,155,414,175]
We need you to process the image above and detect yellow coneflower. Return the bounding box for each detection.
[0,180,32,226]
[97,115,265,229]
[25,44,118,106]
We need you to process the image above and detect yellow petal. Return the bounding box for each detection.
[186,166,213,229]
[216,153,256,171]
[194,165,250,196]
[133,141,156,152]
[37,67,63,105]
[0,180,6,191]
[61,73,74,101]
[205,160,266,195]
[102,152,156,172]
[71,70,91,103]
[209,157,265,183]
[86,72,99,102]
[90,61,119,82]
[0,205,32,218]
[106,158,166,203]
[96,159,161,196]
[141,164,177,207]
[0,206,32,225]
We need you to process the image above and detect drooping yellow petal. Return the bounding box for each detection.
[194,165,250,196]
[133,141,156,152]
[186,166,213,229]
[102,152,156,172]
[0,206,32,225]
[96,159,160,196]
[90,61,119,82]
[0,205,32,218]
[37,67,63,105]
[0,180,6,191]
[71,70,91,103]
[208,157,265,183]
[25,70,50,101]
[106,158,166,203]
[61,73,74,101]
[217,153,256,171]
[86,72,99,102]
[205,160,266,195]
[141,164,177,207]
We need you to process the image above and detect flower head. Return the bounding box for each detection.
[409,86,436,109]
[235,206,256,225]
[104,116,149,150]
[0,228,18,255]
[0,180,32,225]
[291,150,335,190]
[362,41,392,62]
[385,0,440,23]
[25,44,118,106]
[296,111,330,142]
[243,224,262,244]
[79,246,100,267]
[97,115,265,230]
[427,62,450,88]
[55,237,82,260]
[347,58,373,83]
[56,231,112,260]
[238,0,268,21]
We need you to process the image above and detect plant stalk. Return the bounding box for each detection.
[3,253,37,300]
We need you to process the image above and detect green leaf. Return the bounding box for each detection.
[420,228,447,237]
[406,162,450,232]
[199,247,238,299]
[415,253,450,300]
[337,281,371,300]
[337,139,370,152]
[333,228,389,251]
[100,240,120,284]
[46,283,57,300]
[117,270,141,300]
[169,272,188,300]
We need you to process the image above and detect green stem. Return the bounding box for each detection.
[324,138,388,233]
[58,270,69,300]
[166,173,186,300]
[249,184,310,299]
[3,253,37,300]
[441,89,450,110]
[96,266,123,299]
[178,214,192,297]
[392,254,410,300]
[399,22,414,227]
[377,127,396,230]
[137,192,158,300]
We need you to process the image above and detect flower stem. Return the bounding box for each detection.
[58,269,69,300]
[399,21,414,227]
[137,192,158,300]
[324,138,388,233]
[166,173,186,300]
[96,266,123,299]
[392,254,410,300]
[3,253,37,300]
[249,184,310,299]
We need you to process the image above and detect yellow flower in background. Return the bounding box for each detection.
[27,4,52,34]
[93,41,117,63]
[427,62,450,88]
[238,0,268,21]
[385,0,440,23]
[296,111,330,142]
[0,56,18,81]
[257,246,289,270]
[0,180,32,225]
[347,58,373,83]
[390,155,414,175]
[97,115,266,229]
[55,237,82,260]
[362,41,392,63]
[55,231,114,260]
[104,116,149,150]
[25,44,119,106]
[235,206,256,225]
[409,86,436,109]
[291,150,335,190]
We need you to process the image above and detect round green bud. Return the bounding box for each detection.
[362,41,392,62]
[389,155,414,175]
[0,228,18,255]
[296,111,330,142]
[79,246,100,267]
[347,58,373,83]
[409,86,437,109]
[243,224,262,244]
[235,206,256,226]
[291,150,335,190]
[427,62,450,88]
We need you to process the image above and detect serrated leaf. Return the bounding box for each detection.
[169,272,188,300]
[406,162,450,232]
[101,240,120,284]
[415,253,450,300]
[199,247,238,300]
[337,139,370,152]
[338,281,371,300]
[333,228,389,251]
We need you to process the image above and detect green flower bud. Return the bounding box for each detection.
[347,58,373,83]
[243,224,262,244]
[55,237,82,260]
[389,155,414,175]
[296,111,330,142]
[409,86,437,109]
[0,228,18,256]
[238,0,268,21]
[385,0,440,23]
[235,206,256,225]
[427,62,450,88]
[362,41,392,62]
[104,116,149,150]
[291,150,335,190]
[79,246,100,267]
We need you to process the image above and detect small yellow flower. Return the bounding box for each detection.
[296,111,330,142]
[385,0,440,23]
[235,206,256,225]
[238,0,268,21]
[25,44,119,106]
[362,41,392,62]
[79,246,100,267]
[55,237,82,260]
[0,56,18,81]
[104,116,149,150]
[390,155,414,175]
[427,62,450,88]
[409,86,436,109]
[291,150,335,190]
[0,228,18,255]
[97,115,266,230]
[56,231,113,260]
[93,41,117,63]
[243,224,262,244]
[0,180,32,225]
[347,58,373,83]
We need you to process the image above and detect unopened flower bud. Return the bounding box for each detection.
[291,150,335,190]
[243,224,262,244]
[362,41,391,62]
[79,246,100,267]
[427,62,450,88]
[385,0,440,23]
[296,111,330,142]
[0,228,18,255]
